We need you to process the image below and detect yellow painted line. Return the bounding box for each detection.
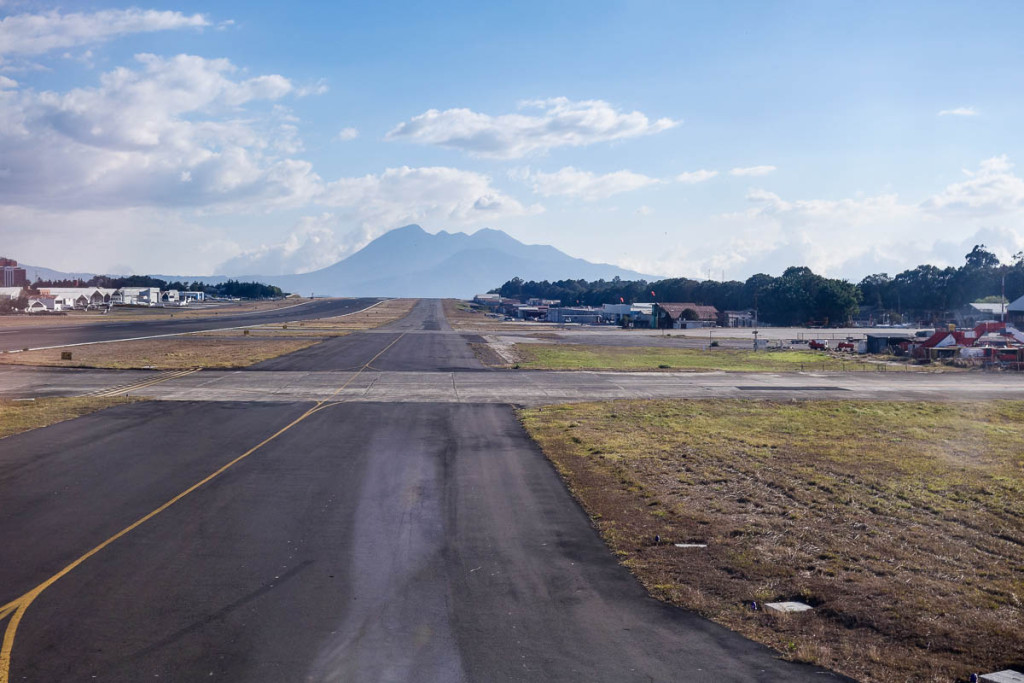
[0,333,404,682]
[81,370,183,397]
[87,368,200,398]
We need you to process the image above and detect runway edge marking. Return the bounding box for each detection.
[0,331,405,682]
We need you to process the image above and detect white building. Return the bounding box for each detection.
[117,287,160,306]
[38,287,110,309]
[26,296,61,313]
[0,286,24,300]
[601,302,654,326]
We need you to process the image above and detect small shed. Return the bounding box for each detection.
[865,332,914,354]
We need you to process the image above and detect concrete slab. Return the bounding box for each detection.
[764,601,813,614]
[981,671,1024,683]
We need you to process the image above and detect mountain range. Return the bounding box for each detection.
[26,225,658,297]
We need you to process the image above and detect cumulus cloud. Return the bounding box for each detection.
[336,126,359,141]
[512,166,661,201]
[0,53,319,210]
[322,165,539,238]
[938,107,978,117]
[218,214,349,275]
[922,155,1024,215]
[0,8,209,57]
[676,169,718,183]
[730,165,776,176]
[217,167,541,274]
[0,203,240,275]
[676,156,1024,280]
[385,97,678,159]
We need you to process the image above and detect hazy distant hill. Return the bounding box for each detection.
[22,264,99,283]
[261,225,657,297]
[24,225,658,297]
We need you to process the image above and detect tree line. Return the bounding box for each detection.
[29,275,285,300]
[494,245,1024,326]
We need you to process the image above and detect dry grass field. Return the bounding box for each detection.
[520,399,1024,682]
[511,343,888,372]
[0,396,142,439]
[0,299,416,370]
[0,337,321,370]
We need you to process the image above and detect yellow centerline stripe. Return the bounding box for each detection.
[88,368,200,398]
[81,370,183,397]
[0,332,405,682]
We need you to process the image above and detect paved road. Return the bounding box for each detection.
[0,298,380,352]
[0,300,844,681]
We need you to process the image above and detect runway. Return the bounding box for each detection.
[0,298,380,352]
[0,300,874,680]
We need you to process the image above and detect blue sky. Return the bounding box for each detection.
[2,1,1023,280]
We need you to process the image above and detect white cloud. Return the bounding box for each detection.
[386,97,679,159]
[922,155,1024,215]
[635,205,653,216]
[664,155,1024,280]
[295,80,329,97]
[676,169,718,183]
[0,74,15,89]
[218,214,349,275]
[0,53,318,211]
[336,127,359,141]
[0,9,209,57]
[0,204,240,275]
[513,166,660,201]
[730,165,776,176]
[322,165,539,239]
[938,107,978,117]
[221,167,541,274]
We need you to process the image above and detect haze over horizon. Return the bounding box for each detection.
[2,1,1024,282]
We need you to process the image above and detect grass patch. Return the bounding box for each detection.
[513,343,876,372]
[0,396,141,439]
[0,337,320,370]
[520,399,1024,682]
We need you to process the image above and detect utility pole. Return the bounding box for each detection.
[1002,274,1006,323]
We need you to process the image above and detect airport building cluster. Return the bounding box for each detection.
[0,284,205,313]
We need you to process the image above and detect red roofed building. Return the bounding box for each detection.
[652,302,719,329]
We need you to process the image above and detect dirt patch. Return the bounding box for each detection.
[468,342,510,367]
[0,336,320,370]
[520,399,1024,682]
[0,396,143,439]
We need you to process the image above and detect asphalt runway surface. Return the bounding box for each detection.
[0,298,379,352]
[0,300,846,681]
